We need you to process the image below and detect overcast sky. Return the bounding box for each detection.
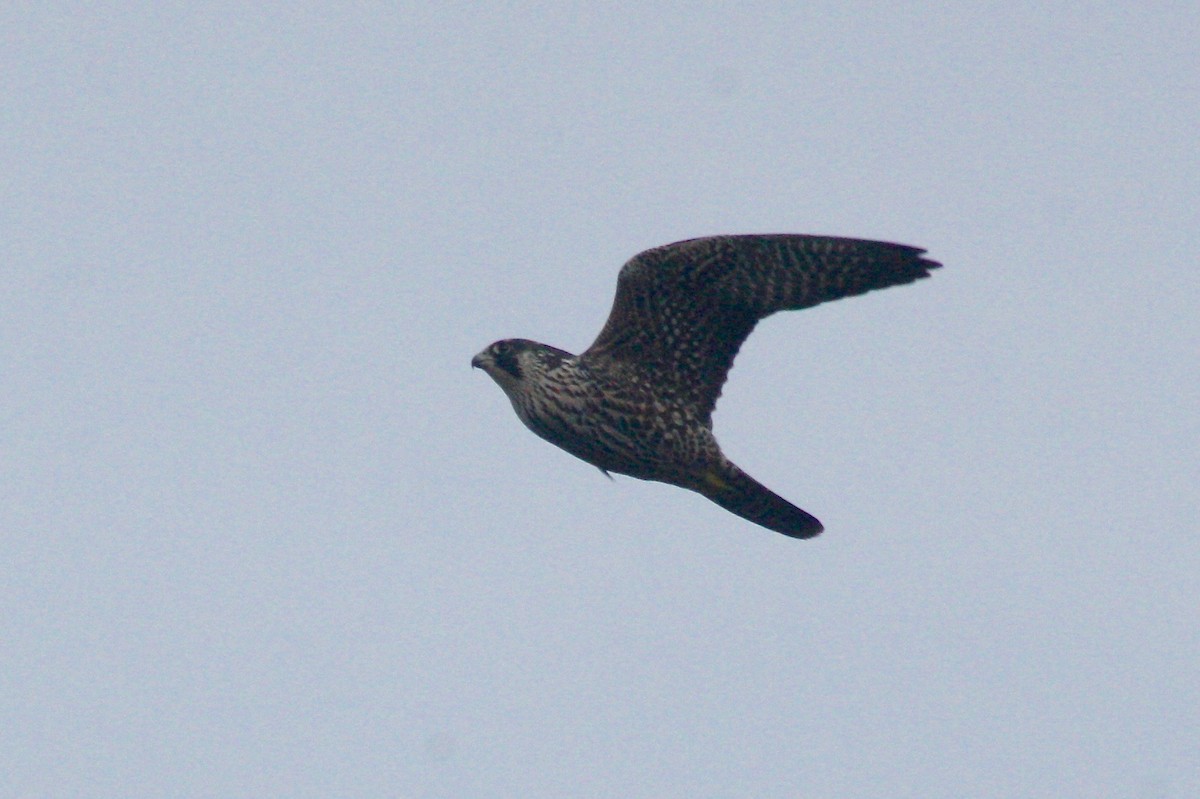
[3,4,1198,797]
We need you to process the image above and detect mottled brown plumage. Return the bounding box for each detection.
[473,234,940,538]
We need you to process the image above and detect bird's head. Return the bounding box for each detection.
[472,338,574,394]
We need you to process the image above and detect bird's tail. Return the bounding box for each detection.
[694,462,824,539]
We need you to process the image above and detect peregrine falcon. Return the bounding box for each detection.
[473,234,940,538]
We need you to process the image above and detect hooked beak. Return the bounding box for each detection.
[471,352,487,369]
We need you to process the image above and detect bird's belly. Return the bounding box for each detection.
[520,396,713,482]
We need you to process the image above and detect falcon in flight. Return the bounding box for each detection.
[473,234,940,538]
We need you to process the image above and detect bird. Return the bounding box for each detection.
[472,234,940,538]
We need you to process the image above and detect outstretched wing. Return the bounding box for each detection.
[582,234,940,419]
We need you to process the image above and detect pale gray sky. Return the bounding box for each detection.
[3,4,1198,797]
